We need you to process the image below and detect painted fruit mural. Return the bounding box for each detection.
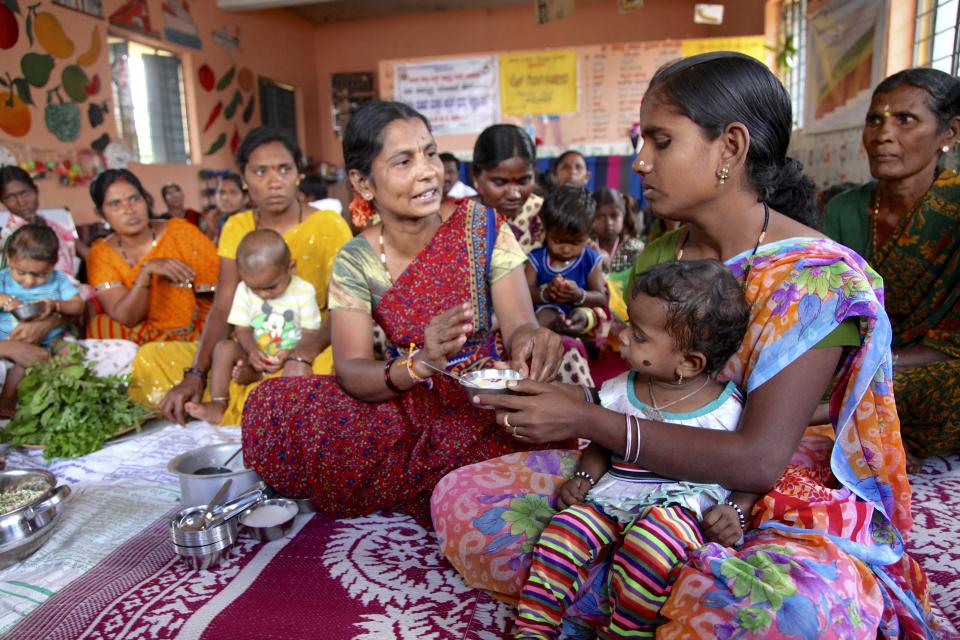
[20,52,54,87]
[30,6,73,58]
[0,1,19,50]
[0,90,30,137]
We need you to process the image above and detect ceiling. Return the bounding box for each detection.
[219,0,531,23]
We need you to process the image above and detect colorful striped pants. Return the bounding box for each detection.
[515,502,704,639]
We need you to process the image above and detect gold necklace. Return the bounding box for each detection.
[116,223,157,267]
[675,202,769,282]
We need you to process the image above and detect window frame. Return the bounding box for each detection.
[914,0,960,75]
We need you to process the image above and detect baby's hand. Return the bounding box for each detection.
[556,476,591,511]
[264,349,289,374]
[249,349,273,372]
[702,504,744,547]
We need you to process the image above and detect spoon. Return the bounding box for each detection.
[181,478,232,531]
[194,446,243,476]
[417,361,471,385]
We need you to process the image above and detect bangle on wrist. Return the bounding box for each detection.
[573,470,596,487]
[538,283,550,304]
[405,349,430,382]
[624,414,642,464]
[287,355,313,366]
[723,499,747,530]
[576,287,587,306]
[383,358,403,394]
[183,367,206,383]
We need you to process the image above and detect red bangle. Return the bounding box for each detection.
[383,358,403,394]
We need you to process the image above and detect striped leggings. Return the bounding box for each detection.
[515,502,703,639]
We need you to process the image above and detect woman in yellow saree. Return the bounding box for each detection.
[129,127,352,425]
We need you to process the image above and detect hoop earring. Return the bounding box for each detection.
[717,165,730,185]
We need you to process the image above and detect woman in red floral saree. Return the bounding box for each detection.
[241,102,565,527]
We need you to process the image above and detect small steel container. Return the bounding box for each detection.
[11,301,46,322]
[459,368,522,405]
[239,498,297,542]
[169,506,238,570]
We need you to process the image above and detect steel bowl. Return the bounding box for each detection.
[11,301,46,322]
[0,469,71,569]
[459,368,523,405]
[239,498,297,542]
[168,444,261,508]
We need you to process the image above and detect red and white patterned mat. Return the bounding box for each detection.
[5,456,959,640]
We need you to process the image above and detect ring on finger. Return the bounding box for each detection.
[504,413,512,430]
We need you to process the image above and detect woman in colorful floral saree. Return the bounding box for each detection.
[240,102,566,528]
[823,68,960,466]
[431,53,934,639]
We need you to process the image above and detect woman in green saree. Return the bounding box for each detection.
[822,67,960,465]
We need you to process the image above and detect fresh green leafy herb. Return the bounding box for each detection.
[1,344,148,460]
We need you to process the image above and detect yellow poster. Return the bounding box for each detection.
[681,36,768,63]
[500,50,577,116]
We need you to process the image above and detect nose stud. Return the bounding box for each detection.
[637,160,645,167]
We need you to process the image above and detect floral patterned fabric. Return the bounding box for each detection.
[431,237,935,638]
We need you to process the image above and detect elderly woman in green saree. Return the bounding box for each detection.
[822,67,960,467]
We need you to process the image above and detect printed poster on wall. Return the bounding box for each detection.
[500,50,577,116]
[394,57,499,136]
[805,0,887,131]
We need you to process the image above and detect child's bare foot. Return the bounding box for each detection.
[185,400,227,424]
[231,359,262,385]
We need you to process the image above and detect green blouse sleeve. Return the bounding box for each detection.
[814,318,861,349]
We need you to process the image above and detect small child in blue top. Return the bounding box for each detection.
[526,185,608,335]
[0,224,84,412]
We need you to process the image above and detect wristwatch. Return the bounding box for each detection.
[183,367,207,383]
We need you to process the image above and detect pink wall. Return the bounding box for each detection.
[310,0,767,163]
[0,0,318,224]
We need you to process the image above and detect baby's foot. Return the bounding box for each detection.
[185,400,227,425]
[231,359,262,385]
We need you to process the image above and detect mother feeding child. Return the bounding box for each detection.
[240,101,567,527]
[431,52,934,638]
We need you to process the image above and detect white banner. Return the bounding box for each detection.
[394,57,499,136]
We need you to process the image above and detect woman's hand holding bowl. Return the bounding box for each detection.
[476,378,586,444]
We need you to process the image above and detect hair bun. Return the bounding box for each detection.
[764,156,818,228]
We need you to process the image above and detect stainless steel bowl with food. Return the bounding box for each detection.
[11,301,46,322]
[459,368,523,404]
[0,469,71,569]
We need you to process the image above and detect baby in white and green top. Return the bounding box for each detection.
[186,229,320,424]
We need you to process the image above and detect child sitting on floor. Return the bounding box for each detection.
[515,260,757,639]
[526,185,608,336]
[186,229,320,424]
[0,224,85,413]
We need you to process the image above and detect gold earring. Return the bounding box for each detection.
[717,165,730,185]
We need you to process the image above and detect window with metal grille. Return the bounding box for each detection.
[259,78,298,141]
[779,0,807,129]
[108,37,190,164]
[915,0,960,74]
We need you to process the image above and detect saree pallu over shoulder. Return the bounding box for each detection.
[375,198,505,372]
[241,200,550,527]
[430,236,933,638]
